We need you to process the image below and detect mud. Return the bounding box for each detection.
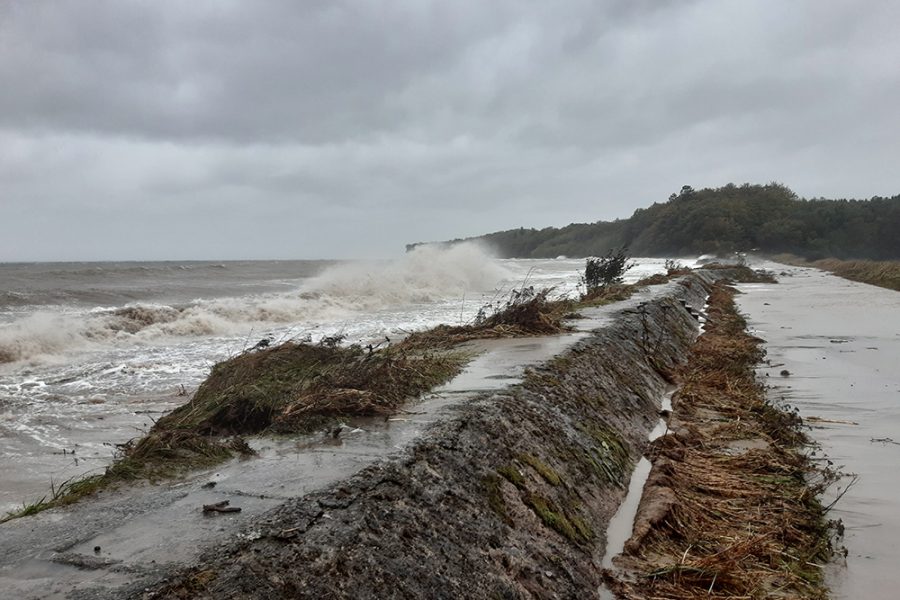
[0,275,723,599]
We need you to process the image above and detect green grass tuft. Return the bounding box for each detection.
[519,453,563,486]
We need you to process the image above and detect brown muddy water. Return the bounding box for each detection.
[737,262,900,599]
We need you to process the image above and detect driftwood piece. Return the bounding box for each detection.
[202,500,241,514]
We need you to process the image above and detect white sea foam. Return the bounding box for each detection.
[0,243,510,365]
[0,312,98,364]
[303,243,511,306]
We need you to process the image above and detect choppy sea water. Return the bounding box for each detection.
[0,245,677,513]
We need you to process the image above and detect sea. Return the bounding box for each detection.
[0,244,676,513]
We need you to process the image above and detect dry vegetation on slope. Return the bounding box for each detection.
[606,282,835,599]
[775,255,900,291]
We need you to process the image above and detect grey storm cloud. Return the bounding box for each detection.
[1,0,898,261]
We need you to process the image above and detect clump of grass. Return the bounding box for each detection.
[0,472,106,523]
[580,424,631,485]
[578,283,635,306]
[126,338,467,473]
[607,283,836,599]
[405,286,573,349]
[475,287,569,333]
[569,513,594,541]
[524,494,588,544]
[167,338,466,436]
[493,457,594,545]
[108,431,253,481]
[497,464,527,489]
[699,263,777,283]
[2,499,48,522]
[483,474,512,525]
[519,453,563,486]
[634,273,669,286]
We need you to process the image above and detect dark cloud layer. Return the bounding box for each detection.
[1,1,898,260]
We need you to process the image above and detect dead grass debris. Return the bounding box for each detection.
[606,283,836,599]
[775,255,900,291]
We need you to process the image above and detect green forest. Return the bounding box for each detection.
[411,183,900,260]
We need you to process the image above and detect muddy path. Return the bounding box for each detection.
[736,263,900,599]
[0,277,716,599]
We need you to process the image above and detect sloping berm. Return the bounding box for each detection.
[137,272,723,599]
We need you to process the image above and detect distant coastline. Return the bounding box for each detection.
[409,182,900,261]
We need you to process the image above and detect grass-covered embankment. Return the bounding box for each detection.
[2,286,587,521]
[606,282,835,599]
[134,269,715,599]
[0,264,765,523]
[776,255,900,291]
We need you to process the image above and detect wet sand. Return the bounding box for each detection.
[736,263,900,598]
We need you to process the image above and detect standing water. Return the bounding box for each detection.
[736,263,900,599]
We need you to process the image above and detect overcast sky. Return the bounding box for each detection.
[1,1,898,261]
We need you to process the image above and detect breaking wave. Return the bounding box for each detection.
[0,244,509,365]
[301,242,509,307]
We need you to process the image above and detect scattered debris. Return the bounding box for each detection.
[806,416,859,426]
[52,551,121,570]
[871,437,900,446]
[202,500,241,514]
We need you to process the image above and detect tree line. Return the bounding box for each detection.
[408,183,900,260]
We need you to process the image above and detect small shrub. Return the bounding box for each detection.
[473,286,563,333]
[664,259,691,277]
[583,247,634,292]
